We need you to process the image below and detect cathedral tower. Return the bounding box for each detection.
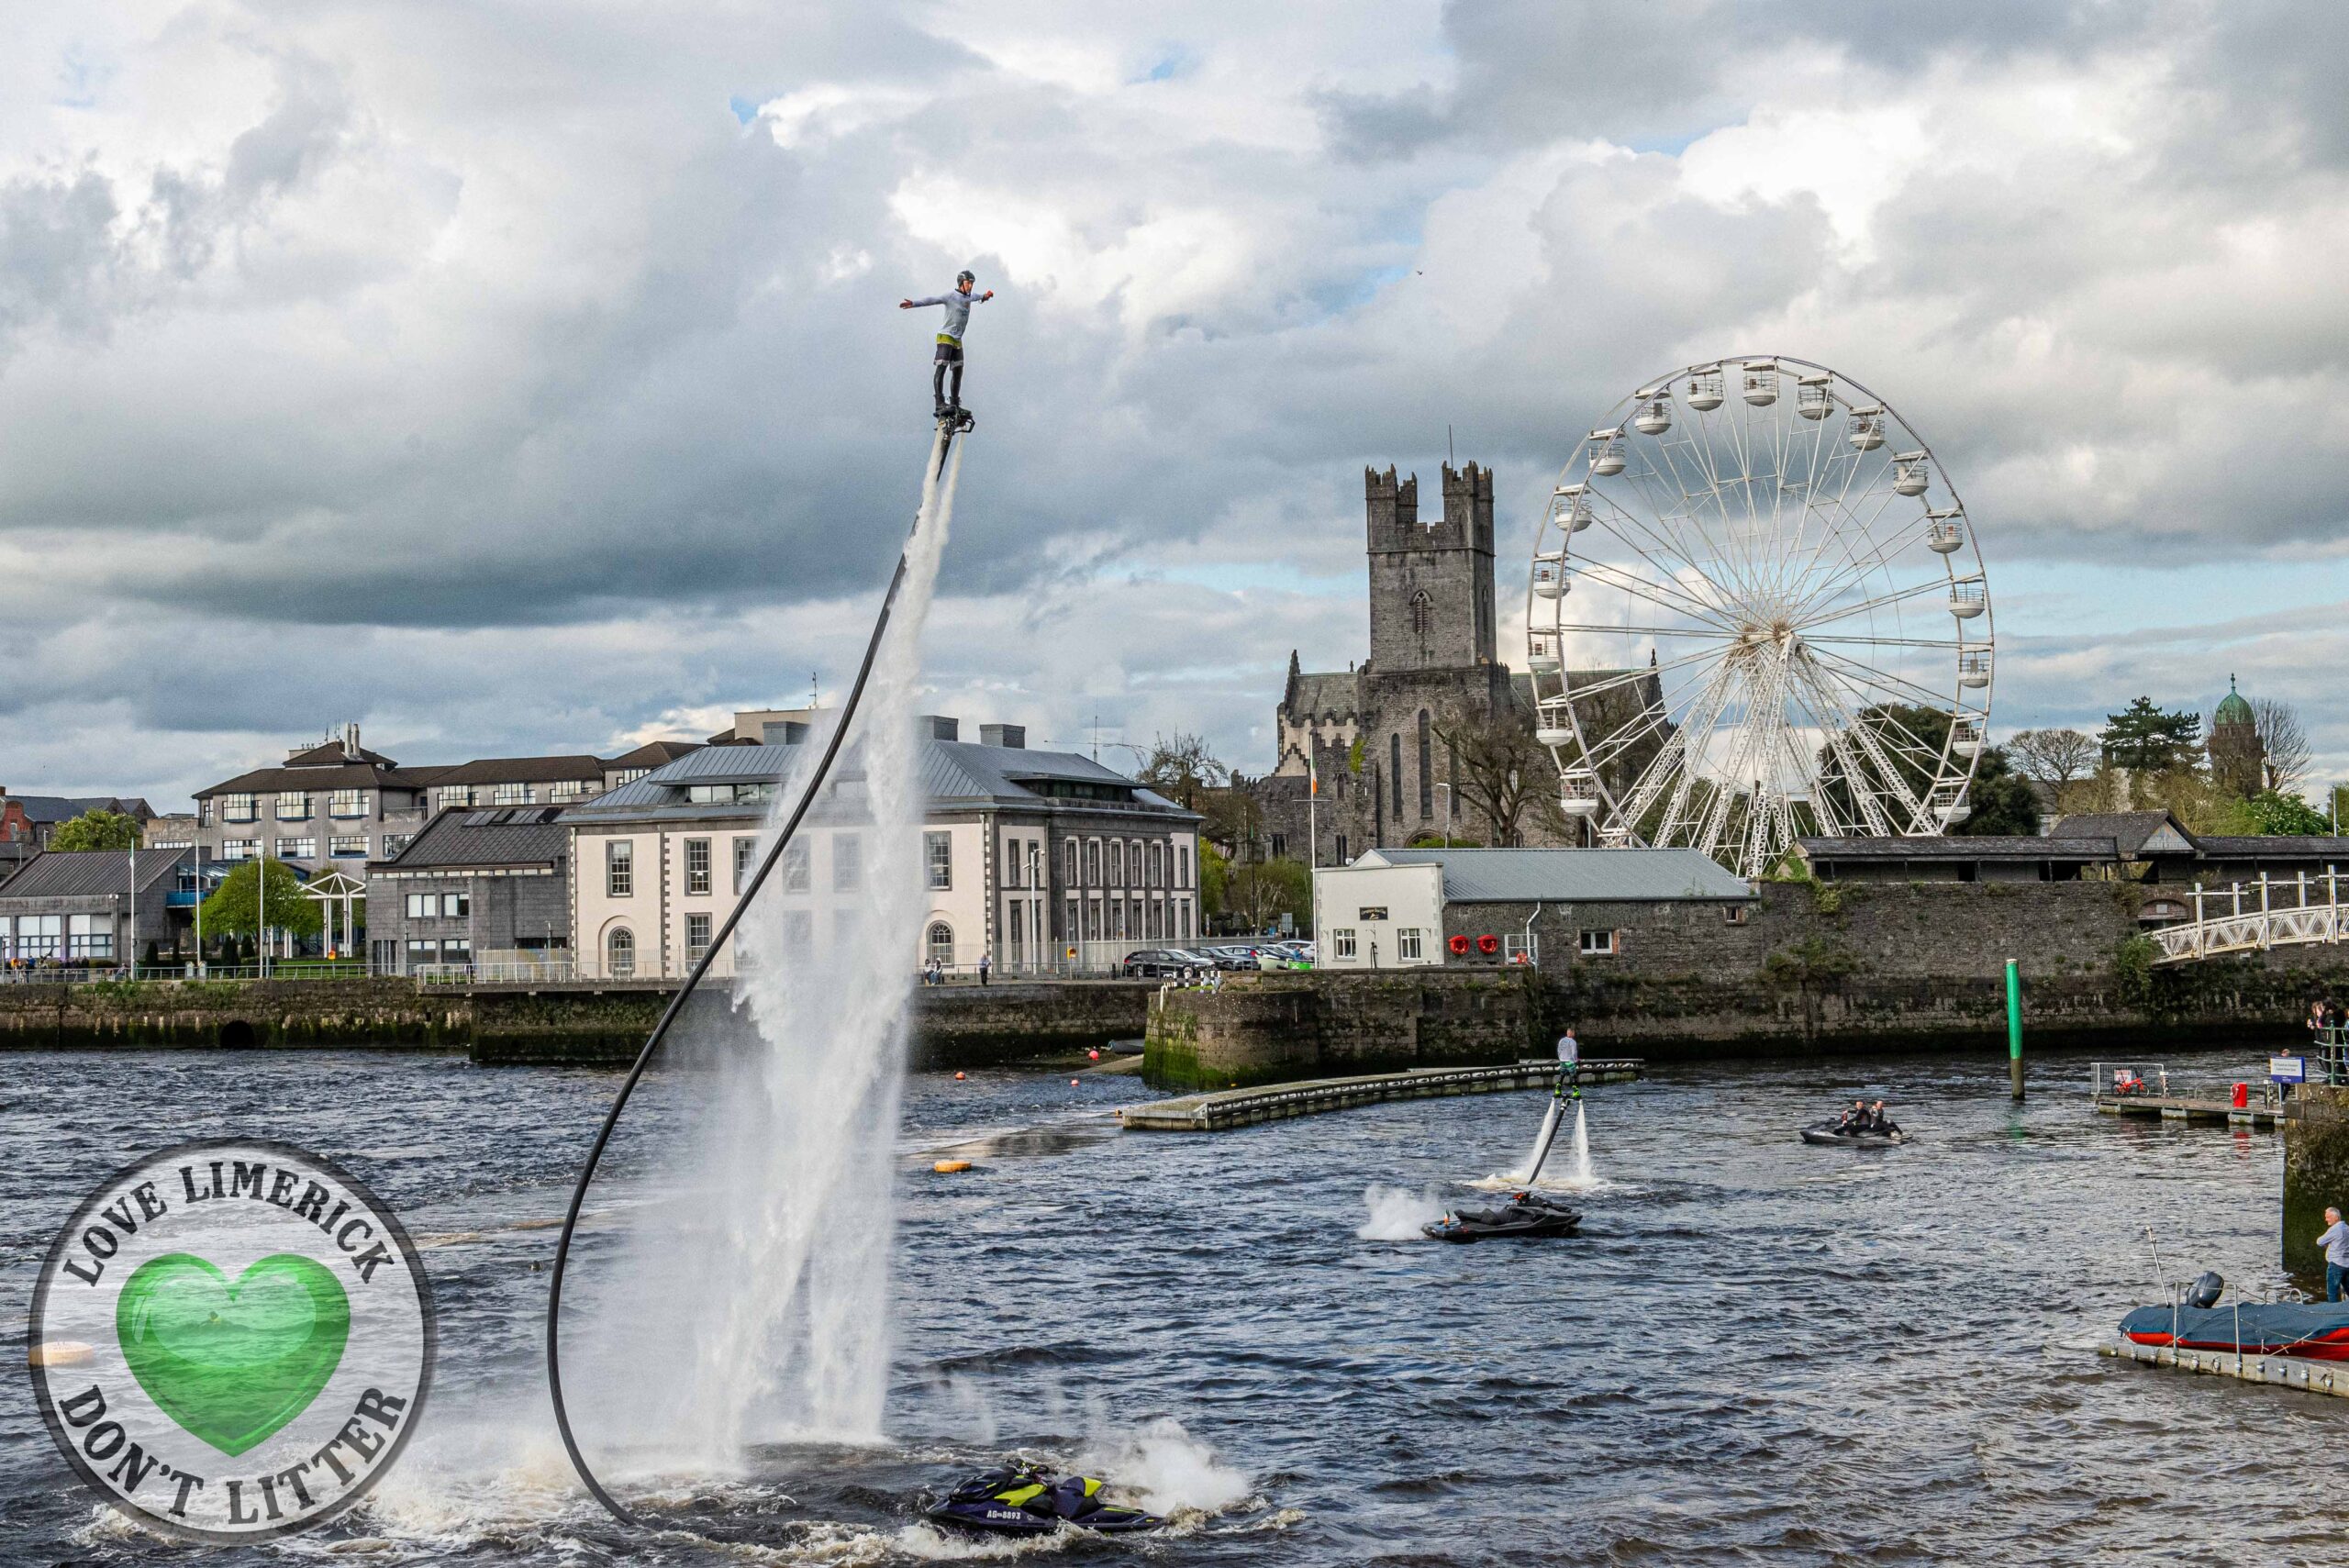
[1365,463,1497,674]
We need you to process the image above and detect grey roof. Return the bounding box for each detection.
[2049,811,2197,857]
[2192,836,2349,861]
[285,741,400,768]
[199,762,428,797]
[1359,847,1753,902]
[0,849,188,902]
[424,754,607,785]
[375,806,570,871]
[572,739,1199,822]
[1282,670,1358,719]
[1799,836,2120,862]
[12,795,152,825]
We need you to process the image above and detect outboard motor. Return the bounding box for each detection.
[2183,1270,2224,1310]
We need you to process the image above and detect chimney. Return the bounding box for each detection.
[923,716,960,742]
[761,719,810,746]
[980,723,1026,750]
[342,721,362,761]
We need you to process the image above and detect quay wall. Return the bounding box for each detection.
[1151,882,2349,1088]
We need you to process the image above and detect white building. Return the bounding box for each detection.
[564,720,1204,980]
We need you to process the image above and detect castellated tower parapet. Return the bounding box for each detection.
[1366,462,1497,673]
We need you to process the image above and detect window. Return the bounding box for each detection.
[494,782,530,806]
[1578,929,1619,956]
[832,833,863,892]
[611,768,649,787]
[329,789,365,818]
[1009,903,1025,953]
[221,839,258,861]
[1004,838,1022,889]
[685,913,712,964]
[275,837,316,859]
[1398,928,1423,960]
[222,794,258,823]
[406,940,438,969]
[1332,929,1358,958]
[275,791,309,820]
[1271,833,1287,859]
[1147,902,1161,939]
[607,840,634,897]
[733,837,755,895]
[381,833,411,857]
[1086,840,1102,885]
[1064,838,1079,886]
[926,831,952,890]
[440,937,472,963]
[1725,905,1750,926]
[783,911,813,951]
[607,927,636,978]
[1108,902,1124,940]
[1085,901,1101,940]
[1419,710,1433,818]
[1063,898,1079,940]
[926,922,954,967]
[441,891,469,917]
[551,780,591,802]
[1178,844,1190,888]
[1130,897,1142,937]
[1409,589,1433,643]
[1180,902,1192,940]
[440,787,474,812]
[330,835,366,859]
[1148,842,1162,887]
[1335,833,1349,863]
[1389,734,1403,815]
[12,914,61,960]
[685,838,711,895]
[1109,840,1125,885]
[685,783,776,804]
[68,914,113,961]
[783,840,810,893]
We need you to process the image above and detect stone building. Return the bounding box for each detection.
[365,807,573,974]
[2207,675,2265,797]
[1254,462,1653,865]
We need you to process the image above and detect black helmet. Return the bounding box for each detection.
[956,269,975,284]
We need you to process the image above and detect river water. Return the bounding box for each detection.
[2,1046,2337,1565]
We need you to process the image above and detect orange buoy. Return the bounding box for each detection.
[1070,1078,1081,1086]
[933,1159,972,1173]
[1087,1049,1100,1061]
[953,1071,966,1080]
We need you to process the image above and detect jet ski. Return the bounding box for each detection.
[1422,1191,1583,1241]
[925,1463,1165,1536]
[1800,1120,1908,1148]
[2119,1271,2349,1361]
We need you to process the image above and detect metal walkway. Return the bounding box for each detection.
[1119,1058,1642,1132]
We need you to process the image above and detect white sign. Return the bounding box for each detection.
[2271,1056,2307,1084]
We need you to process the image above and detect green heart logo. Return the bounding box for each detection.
[117,1253,351,1457]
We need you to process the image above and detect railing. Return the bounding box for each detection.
[0,960,396,984]
[2147,871,2348,964]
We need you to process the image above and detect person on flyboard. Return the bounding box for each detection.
[900,270,995,420]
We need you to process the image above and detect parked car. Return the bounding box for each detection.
[1120,949,1205,979]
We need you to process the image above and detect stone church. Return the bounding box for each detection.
[1251,461,1607,865]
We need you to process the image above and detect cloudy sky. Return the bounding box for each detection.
[4,0,2345,809]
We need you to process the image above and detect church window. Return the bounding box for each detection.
[1418,710,1433,818]
[1390,735,1403,816]
[1410,591,1434,652]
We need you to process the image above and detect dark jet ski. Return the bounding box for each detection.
[1423,1191,1583,1241]
[925,1463,1165,1536]
[1800,1120,1908,1148]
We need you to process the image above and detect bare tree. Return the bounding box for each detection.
[2006,728,2100,791]
[1139,732,1229,812]
[1433,713,1557,846]
[2251,697,2314,794]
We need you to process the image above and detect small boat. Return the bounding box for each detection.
[1423,1192,1584,1241]
[2120,1272,2349,1361]
[1800,1121,1908,1148]
[925,1464,1165,1536]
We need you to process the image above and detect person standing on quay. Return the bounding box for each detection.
[978,951,991,986]
[2319,1207,2349,1302]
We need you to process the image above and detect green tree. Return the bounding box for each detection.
[198,859,321,941]
[1223,857,1312,936]
[2099,696,2202,772]
[2226,789,2331,837]
[1199,839,1230,919]
[50,809,140,852]
[1958,746,2042,836]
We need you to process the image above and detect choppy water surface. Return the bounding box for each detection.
[1,1046,2337,1565]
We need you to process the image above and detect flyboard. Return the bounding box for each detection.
[544,407,976,1527]
[1422,1075,1584,1241]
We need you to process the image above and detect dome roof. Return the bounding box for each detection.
[2214,674,2254,726]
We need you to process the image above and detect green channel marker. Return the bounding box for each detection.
[117,1252,351,1457]
[2006,956,2024,1102]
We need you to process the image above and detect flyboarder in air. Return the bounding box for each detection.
[900,270,995,419]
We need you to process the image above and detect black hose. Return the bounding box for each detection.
[544,419,965,1526]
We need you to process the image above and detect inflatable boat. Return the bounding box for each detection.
[2120,1272,2349,1361]
[1799,1121,1908,1148]
[926,1465,1165,1535]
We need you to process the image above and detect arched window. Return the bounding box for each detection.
[1389,734,1404,816]
[1410,590,1434,649]
[927,921,955,968]
[1418,710,1434,818]
[607,926,635,979]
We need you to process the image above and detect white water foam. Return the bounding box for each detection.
[565,428,967,1477]
[1357,1183,1446,1240]
[1472,1099,1615,1193]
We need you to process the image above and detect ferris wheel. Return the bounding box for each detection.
[1526,355,1992,879]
